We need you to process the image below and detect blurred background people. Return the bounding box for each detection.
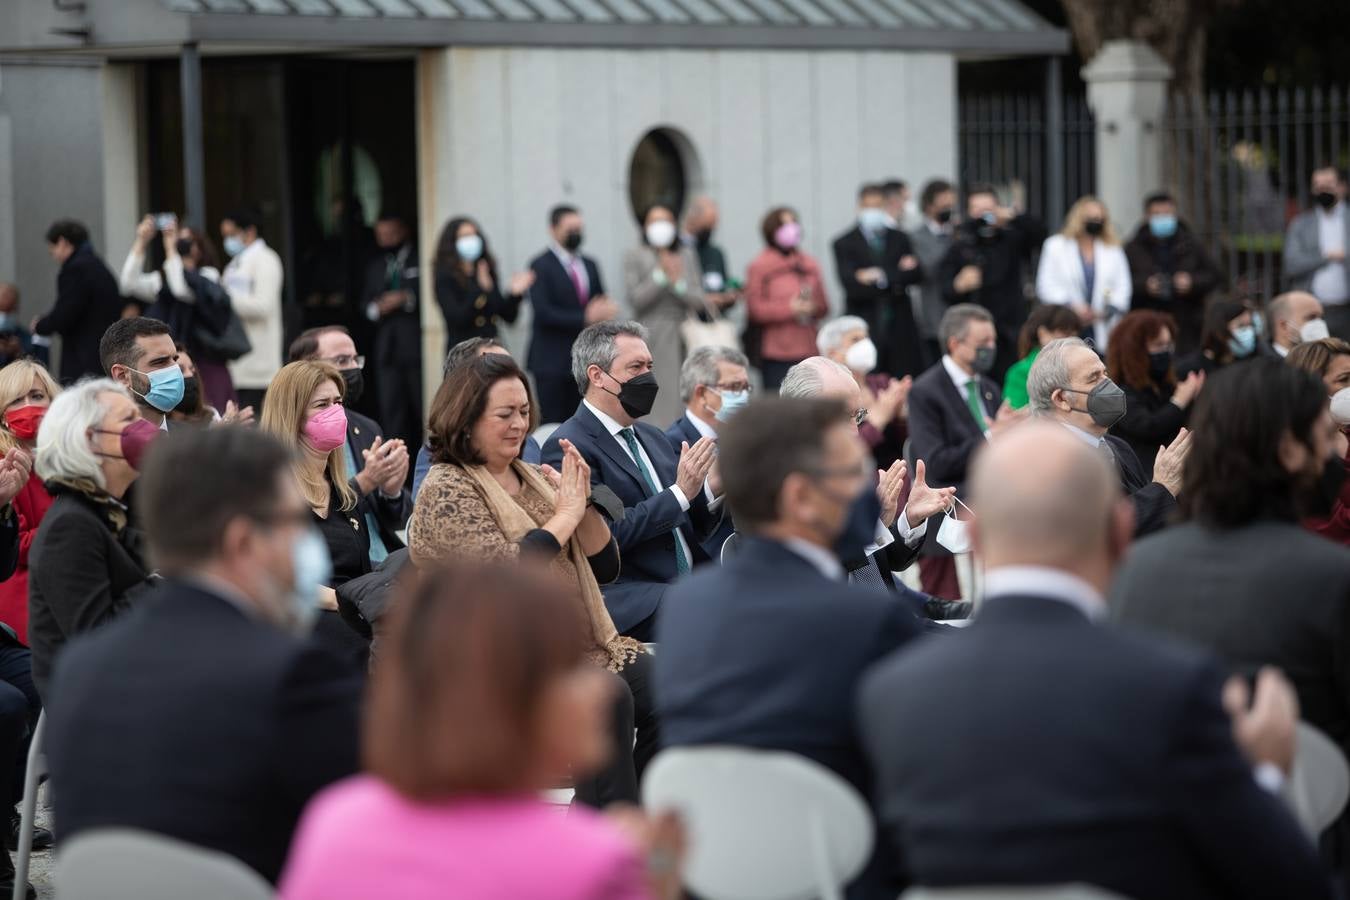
[1035,195,1132,349]
[745,207,829,390]
[938,184,1045,381]
[28,379,154,699]
[1106,309,1205,471]
[34,219,122,385]
[528,205,616,424]
[1267,290,1329,358]
[0,284,33,369]
[817,315,911,470]
[0,361,59,643]
[280,564,682,900]
[99,317,185,429]
[1176,297,1259,378]
[623,204,706,425]
[682,196,740,316]
[363,212,422,452]
[433,216,534,361]
[220,207,284,413]
[1126,191,1223,354]
[1286,337,1350,545]
[1002,303,1080,410]
[910,180,958,367]
[1283,165,1350,340]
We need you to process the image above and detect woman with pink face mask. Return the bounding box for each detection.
[261,361,375,668]
[745,207,830,390]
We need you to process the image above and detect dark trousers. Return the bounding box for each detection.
[574,652,659,808]
[235,388,266,418]
[1326,304,1350,343]
[762,359,799,392]
[0,644,38,809]
[533,370,580,426]
[375,362,423,453]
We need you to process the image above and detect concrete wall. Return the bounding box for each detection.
[417,45,957,379]
[0,59,140,338]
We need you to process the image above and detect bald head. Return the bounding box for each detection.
[970,423,1128,574]
[780,356,860,409]
[686,196,719,230]
[1269,291,1325,351]
[0,283,16,314]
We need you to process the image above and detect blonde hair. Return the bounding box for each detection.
[1060,195,1119,245]
[0,360,60,454]
[260,361,356,513]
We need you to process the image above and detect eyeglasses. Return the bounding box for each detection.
[852,407,868,426]
[713,383,753,394]
[321,355,364,369]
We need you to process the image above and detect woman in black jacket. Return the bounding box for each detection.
[432,217,536,355]
[29,379,155,698]
[1106,310,1205,471]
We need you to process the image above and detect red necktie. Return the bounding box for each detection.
[569,259,587,305]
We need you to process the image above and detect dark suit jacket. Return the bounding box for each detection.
[344,409,411,554]
[655,536,923,899]
[0,505,17,584]
[663,413,735,559]
[362,243,421,364]
[527,250,605,375]
[1113,519,1350,759]
[937,216,1045,339]
[858,593,1332,900]
[543,403,720,632]
[907,361,999,497]
[45,581,362,883]
[34,243,124,384]
[1105,432,1176,538]
[832,226,925,377]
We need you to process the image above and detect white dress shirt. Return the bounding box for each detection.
[1313,203,1349,304]
[551,242,591,300]
[683,409,717,442]
[783,537,845,581]
[584,399,695,566]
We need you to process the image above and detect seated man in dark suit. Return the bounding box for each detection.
[858,423,1332,900]
[663,345,750,560]
[542,320,723,641]
[288,325,410,564]
[45,427,362,884]
[1026,336,1187,537]
[655,395,924,899]
[527,205,619,425]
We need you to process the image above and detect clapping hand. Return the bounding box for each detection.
[548,439,592,526]
[218,400,256,427]
[1151,427,1192,497]
[1170,370,1205,408]
[0,448,32,507]
[904,459,957,526]
[676,437,716,499]
[508,270,536,297]
[876,460,907,528]
[357,436,409,496]
[1224,667,1298,775]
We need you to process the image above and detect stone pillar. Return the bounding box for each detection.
[1082,40,1172,232]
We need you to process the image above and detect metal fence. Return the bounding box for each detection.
[957,91,1096,228]
[1162,86,1350,300]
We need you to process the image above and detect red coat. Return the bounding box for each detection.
[1304,449,1350,547]
[745,247,829,363]
[0,474,53,643]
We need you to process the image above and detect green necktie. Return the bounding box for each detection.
[620,427,691,576]
[965,379,989,433]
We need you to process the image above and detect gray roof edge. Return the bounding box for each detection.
[179,13,1068,53]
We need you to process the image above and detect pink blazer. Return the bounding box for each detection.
[745,247,829,362]
[280,776,652,900]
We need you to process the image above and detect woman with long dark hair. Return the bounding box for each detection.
[433,217,535,355]
[1175,297,1258,378]
[1106,309,1205,471]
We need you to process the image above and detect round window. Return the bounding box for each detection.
[628,129,690,224]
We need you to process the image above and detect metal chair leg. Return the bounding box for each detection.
[13,712,45,900]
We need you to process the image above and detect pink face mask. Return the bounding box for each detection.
[302,403,348,453]
[774,221,802,250]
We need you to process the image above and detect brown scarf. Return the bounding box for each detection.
[461,461,644,672]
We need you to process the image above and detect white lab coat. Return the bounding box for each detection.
[1035,233,1132,349]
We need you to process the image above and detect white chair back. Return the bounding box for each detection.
[903,886,1130,899]
[642,746,873,900]
[56,829,274,900]
[532,423,561,446]
[719,531,743,564]
[1285,721,1350,839]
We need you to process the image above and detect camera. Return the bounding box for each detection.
[153,212,177,231]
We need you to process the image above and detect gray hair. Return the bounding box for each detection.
[1027,336,1090,415]
[939,303,995,352]
[35,378,132,489]
[779,356,852,399]
[443,336,505,378]
[816,315,869,356]
[679,345,750,403]
[571,320,650,393]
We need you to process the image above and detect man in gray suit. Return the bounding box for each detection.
[909,180,958,368]
[1283,165,1350,340]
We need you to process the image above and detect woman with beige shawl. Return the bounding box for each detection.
[409,353,656,809]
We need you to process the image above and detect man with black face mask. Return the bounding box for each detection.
[362,213,422,450]
[911,179,959,367]
[653,395,922,899]
[1284,166,1350,341]
[541,320,724,642]
[1028,337,1187,538]
[288,325,410,566]
[937,183,1046,381]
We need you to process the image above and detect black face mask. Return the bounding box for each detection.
[1084,219,1105,237]
[1300,456,1347,519]
[602,370,659,419]
[1147,350,1173,382]
[935,208,954,225]
[562,231,584,252]
[975,213,999,241]
[1063,378,1128,429]
[340,367,364,406]
[1316,191,1339,211]
[174,238,195,258]
[176,376,200,412]
[693,228,714,247]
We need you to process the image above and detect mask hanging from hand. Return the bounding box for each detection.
[936,497,975,554]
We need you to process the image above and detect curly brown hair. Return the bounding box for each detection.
[1107,310,1179,391]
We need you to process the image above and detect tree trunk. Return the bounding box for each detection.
[1059,0,1233,96]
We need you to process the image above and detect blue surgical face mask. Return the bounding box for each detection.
[831,481,883,566]
[1228,324,1257,358]
[130,365,186,413]
[711,388,749,423]
[287,527,332,635]
[223,235,245,258]
[456,234,484,262]
[1148,214,1178,239]
[858,207,889,232]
